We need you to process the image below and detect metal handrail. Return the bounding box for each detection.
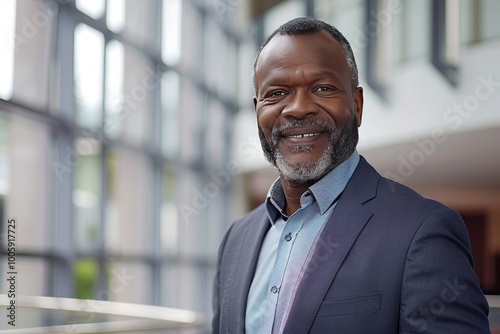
[1,294,498,333]
[0,294,205,333]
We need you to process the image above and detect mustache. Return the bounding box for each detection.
[270,119,336,145]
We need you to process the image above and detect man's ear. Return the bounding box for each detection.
[253,96,257,111]
[354,87,363,126]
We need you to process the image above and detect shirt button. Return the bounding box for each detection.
[284,233,292,242]
[271,286,279,293]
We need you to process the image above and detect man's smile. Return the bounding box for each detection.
[277,125,329,146]
[287,133,322,138]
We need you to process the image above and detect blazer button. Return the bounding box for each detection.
[285,233,292,242]
[271,286,279,293]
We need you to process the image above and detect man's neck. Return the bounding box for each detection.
[280,177,315,216]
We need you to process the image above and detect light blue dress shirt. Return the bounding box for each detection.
[245,151,360,334]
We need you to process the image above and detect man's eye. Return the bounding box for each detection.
[315,86,331,92]
[268,91,286,98]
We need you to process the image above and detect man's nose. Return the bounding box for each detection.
[281,90,319,119]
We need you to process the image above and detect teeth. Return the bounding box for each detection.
[289,132,321,138]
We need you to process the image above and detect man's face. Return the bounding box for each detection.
[253,30,363,183]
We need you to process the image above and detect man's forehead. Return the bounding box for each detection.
[257,30,342,68]
[256,30,344,70]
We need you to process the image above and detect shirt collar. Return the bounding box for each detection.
[265,150,360,224]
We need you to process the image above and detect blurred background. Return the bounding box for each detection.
[0,0,499,332]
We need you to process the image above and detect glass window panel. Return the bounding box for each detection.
[105,40,125,140]
[204,19,223,92]
[162,0,182,66]
[73,138,102,254]
[207,187,228,259]
[118,46,155,145]
[105,149,151,256]
[177,170,210,257]
[263,0,306,37]
[1,113,50,252]
[181,2,202,76]
[312,1,365,77]
[178,79,203,163]
[238,39,257,106]
[177,169,202,227]
[76,0,105,19]
[107,0,126,33]
[206,99,226,169]
[444,0,461,67]
[314,0,364,22]
[10,0,54,107]
[176,264,206,311]
[210,0,242,22]
[0,0,16,100]
[124,0,155,48]
[106,261,151,304]
[479,0,500,41]
[74,24,104,129]
[161,71,180,158]
[161,168,178,255]
[463,0,476,43]
[161,264,179,307]
[400,0,431,61]
[223,39,238,100]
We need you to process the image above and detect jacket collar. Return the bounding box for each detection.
[281,156,380,333]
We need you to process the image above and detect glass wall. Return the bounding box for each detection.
[0,0,240,326]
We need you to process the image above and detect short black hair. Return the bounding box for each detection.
[253,17,359,91]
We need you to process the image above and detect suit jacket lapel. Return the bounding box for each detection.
[281,157,379,333]
[223,206,270,334]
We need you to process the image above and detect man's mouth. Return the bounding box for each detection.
[286,132,322,138]
[278,127,327,146]
[280,126,326,140]
[269,120,334,148]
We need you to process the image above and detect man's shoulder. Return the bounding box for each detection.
[357,157,457,216]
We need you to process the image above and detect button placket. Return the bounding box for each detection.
[267,210,304,298]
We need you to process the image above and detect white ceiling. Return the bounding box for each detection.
[360,126,500,190]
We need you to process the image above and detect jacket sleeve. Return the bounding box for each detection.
[399,207,490,333]
[212,223,234,334]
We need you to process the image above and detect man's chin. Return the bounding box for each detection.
[275,151,334,184]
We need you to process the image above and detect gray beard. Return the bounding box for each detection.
[259,116,358,183]
[274,141,335,183]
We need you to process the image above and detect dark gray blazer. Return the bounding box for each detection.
[212,156,490,333]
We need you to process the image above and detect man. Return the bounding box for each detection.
[212,17,490,333]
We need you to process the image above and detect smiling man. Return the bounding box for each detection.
[212,17,489,334]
